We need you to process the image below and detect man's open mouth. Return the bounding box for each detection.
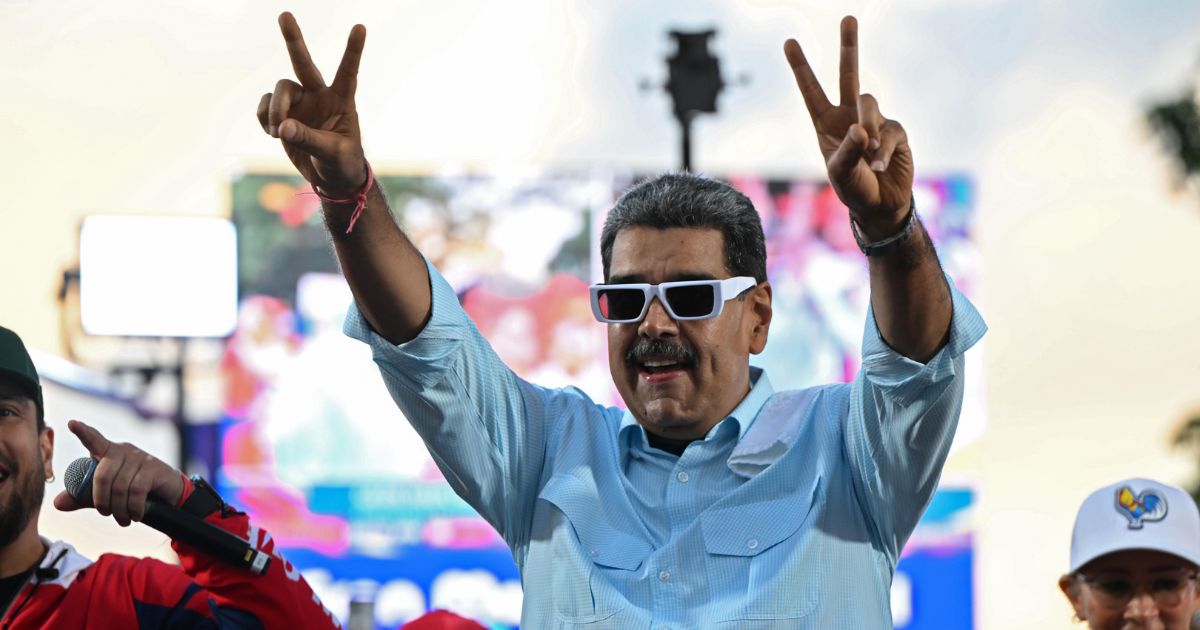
[628,338,696,379]
[638,359,688,375]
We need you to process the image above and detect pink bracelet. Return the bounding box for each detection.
[311,161,374,234]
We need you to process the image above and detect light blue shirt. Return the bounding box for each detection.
[345,259,987,629]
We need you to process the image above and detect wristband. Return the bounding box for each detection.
[849,194,917,257]
[312,161,374,235]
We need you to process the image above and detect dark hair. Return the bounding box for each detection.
[600,173,767,283]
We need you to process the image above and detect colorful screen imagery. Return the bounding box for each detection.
[220,170,981,629]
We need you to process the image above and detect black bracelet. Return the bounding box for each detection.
[849,194,918,257]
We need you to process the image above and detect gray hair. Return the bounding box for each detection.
[600,173,767,283]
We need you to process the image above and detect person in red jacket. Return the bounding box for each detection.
[0,324,342,629]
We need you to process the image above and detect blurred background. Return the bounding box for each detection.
[4,0,1200,628]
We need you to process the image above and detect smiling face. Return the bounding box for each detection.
[1060,550,1200,630]
[606,226,771,445]
[0,378,53,549]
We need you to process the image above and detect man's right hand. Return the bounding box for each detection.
[53,420,185,528]
[257,12,368,198]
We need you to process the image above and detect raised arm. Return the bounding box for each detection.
[256,18,562,546]
[256,12,429,344]
[783,16,951,363]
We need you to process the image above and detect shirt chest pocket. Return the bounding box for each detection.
[700,477,822,621]
[537,474,652,625]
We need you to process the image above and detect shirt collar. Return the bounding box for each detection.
[728,367,773,440]
[617,367,774,444]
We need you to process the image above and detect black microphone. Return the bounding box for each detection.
[64,457,272,575]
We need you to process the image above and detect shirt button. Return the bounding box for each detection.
[659,570,671,582]
[589,548,598,558]
[747,538,759,550]
[676,471,689,483]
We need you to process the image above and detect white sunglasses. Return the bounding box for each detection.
[588,276,757,324]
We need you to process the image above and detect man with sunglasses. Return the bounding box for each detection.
[1060,479,1200,629]
[259,11,986,628]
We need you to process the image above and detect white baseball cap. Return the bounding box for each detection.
[1069,478,1200,573]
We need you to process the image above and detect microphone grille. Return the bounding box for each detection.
[64,457,97,507]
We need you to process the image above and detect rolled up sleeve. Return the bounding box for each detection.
[844,274,986,565]
[342,258,549,544]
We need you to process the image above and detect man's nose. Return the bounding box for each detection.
[637,298,678,338]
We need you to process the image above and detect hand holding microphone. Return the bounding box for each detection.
[53,420,183,526]
[55,420,271,575]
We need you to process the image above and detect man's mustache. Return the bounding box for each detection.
[626,338,697,365]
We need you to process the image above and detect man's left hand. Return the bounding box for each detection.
[53,419,184,527]
[784,16,914,241]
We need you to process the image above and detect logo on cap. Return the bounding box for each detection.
[1115,486,1168,529]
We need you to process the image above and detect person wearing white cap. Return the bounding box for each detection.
[1060,478,1200,628]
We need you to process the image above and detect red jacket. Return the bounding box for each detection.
[0,478,341,629]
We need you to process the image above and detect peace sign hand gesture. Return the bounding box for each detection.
[257,12,367,198]
[784,16,913,240]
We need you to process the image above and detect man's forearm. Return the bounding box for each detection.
[866,219,952,363]
[323,182,432,344]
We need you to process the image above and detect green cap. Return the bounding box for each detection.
[0,326,42,412]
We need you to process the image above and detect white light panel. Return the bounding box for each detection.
[80,215,237,337]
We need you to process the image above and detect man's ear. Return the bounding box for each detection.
[746,281,773,355]
[40,426,54,481]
